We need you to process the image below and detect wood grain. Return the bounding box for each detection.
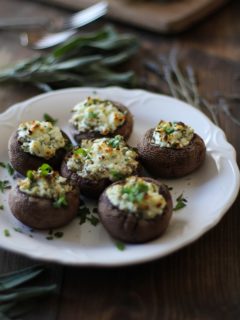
[0,0,240,319]
[37,0,229,33]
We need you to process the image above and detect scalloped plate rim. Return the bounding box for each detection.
[0,87,239,266]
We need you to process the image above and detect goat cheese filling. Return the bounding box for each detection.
[69,97,126,135]
[67,135,138,181]
[18,164,72,201]
[106,176,167,219]
[152,121,194,148]
[17,120,66,159]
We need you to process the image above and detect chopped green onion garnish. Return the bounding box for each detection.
[43,113,58,125]
[38,163,53,176]
[53,195,68,208]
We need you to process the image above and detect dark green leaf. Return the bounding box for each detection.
[116,241,125,251]
[110,170,125,181]
[107,136,122,148]
[173,193,187,211]
[3,229,10,237]
[54,231,64,238]
[0,180,11,193]
[38,164,53,176]
[86,215,99,227]
[43,113,57,125]
[13,227,23,234]
[74,148,87,157]
[53,195,68,208]
[0,284,57,303]
[0,204,4,210]
[0,266,43,291]
[0,162,6,168]
[26,170,34,180]
[0,25,138,90]
[6,164,14,176]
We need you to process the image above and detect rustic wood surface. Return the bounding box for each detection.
[38,0,229,33]
[0,0,240,319]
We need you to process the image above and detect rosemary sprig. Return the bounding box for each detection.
[144,49,219,125]
[0,25,139,91]
[0,265,56,319]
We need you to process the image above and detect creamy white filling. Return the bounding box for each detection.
[66,136,138,181]
[18,171,72,200]
[152,121,194,148]
[106,176,167,219]
[17,121,66,159]
[69,97,126,135]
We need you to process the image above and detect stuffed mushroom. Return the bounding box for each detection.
[8,164,80,229]
[138,120,206,178]
[61,135,141,198]
[69,97,133,143]
[8,120,71,176]
[98,176,173,243]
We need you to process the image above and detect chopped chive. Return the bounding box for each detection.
[38,163,53,176]
[43,113,58,125]
[14,227,23,233]
[86,215,99,226]
[27,170,34,180]
[6,163,14,176]
[4,229,10,237]
[54,231,64,238]
[53,195,68,208]
[0,180,11,193]
[0,162,6,168]
[173,193,187,211]
[0,204,4,210]
[116,241,125,251]
[74,148,87,156]
[46,236,53,240]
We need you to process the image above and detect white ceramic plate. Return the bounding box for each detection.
[0,87,239,266]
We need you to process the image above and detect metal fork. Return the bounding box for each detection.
[28,1,108,50]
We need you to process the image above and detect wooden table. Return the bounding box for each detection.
[0,1,240,319]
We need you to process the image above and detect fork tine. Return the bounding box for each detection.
[66,1,108,29]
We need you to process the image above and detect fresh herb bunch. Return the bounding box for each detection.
[0,25,139,91]
[144,49,219,125]
[0,265,56,319]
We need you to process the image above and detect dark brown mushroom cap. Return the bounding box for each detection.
[137,128,206,178]
[98,177,173,243]
[8,185,80,230]
[70,101,133,144]
[8,129,71,176]
[60,148,143,199]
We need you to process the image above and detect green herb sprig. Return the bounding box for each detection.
[43,113,58,125]
[144,49,219,125]
[0,162,15,176]
[38,164,53,176]
[0,180,11,193]
[78,203,99,226]
[0,265,56,319]
[0,26,138,90]
[116,241,125,251]
[53,195,68,208]
[173,193,187,211]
